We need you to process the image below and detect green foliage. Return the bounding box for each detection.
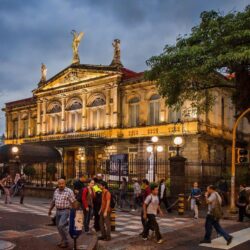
[146,6,250,115]
[46,164,57,176]
[23,165,36,177]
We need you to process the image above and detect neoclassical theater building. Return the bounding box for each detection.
[2,35,249,179]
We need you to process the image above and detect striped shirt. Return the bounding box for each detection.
[52,187,76,209]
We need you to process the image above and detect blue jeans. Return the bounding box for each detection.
[204,214,231,241]
[56,209,70,244]
[84,207,92,232]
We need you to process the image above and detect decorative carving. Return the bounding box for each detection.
[110,39,123,68]
[64,71,79,82]
[71,30,84,64]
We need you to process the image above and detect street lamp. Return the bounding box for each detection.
[146,137,163,182]
[11,146,19,154]
[173,136,183,156]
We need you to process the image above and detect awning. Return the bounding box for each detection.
[0,144,62,164]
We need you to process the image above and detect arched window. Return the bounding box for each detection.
[66,99,82,132]
[67,100,82,111]
[148,94,160,125]
[49,114,61,134]
[168,108,181,123]
[89,98,106,130]
[129,97,140,127]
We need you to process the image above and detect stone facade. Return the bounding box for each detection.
[2,42,249,180]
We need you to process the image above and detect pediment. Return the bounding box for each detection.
[34,64,119,93]
[42,69,109,91]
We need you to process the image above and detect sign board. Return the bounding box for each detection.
[108,154,128,176]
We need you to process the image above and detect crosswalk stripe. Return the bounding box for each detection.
[199,227,250,249]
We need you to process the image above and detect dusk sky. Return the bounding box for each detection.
[0,0,248,135]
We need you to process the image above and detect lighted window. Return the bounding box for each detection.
[148,94,160,125]
[129,97,140,127]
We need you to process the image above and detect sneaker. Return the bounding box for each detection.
[200,239,211,244]
[227,236,233,245]
[157,239,163,244]
[142,237,148,241]
[131,209,136,212]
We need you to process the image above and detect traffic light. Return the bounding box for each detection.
[237,148,249,164]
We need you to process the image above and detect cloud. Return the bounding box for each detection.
[0,0,248,134]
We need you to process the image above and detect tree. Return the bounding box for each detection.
[23,165,36,181]
[146,6,250,118]
[46,163,57,185]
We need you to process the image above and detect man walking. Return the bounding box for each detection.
[142,183,163,244]
[98,181,111,241]
[200,185,233,245]
[140,179,151,233]
[48,179,76,248]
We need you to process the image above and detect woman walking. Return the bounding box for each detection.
[0,174,12,204]
[82,179,95,233]
[188,182,202,219]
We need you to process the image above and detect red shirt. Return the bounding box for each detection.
[101,189,111,213]
[82,187,95,209]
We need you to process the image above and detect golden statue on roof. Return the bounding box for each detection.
[71,30,84,64]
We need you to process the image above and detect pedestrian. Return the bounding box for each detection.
[188,182,202,219]
[98,180,111,241]
[158,179,172,213]
[119,177,129,209]
[200,185,233,245]
[0,174,12,204]
[236,184,249,222]
[48,179,76,248]
[142,183,163,244]
[140,179,151,235]
[82,179,95,233]
[132,178,141,211]
[73,174,86,204]
[18,174,26,204]
[93,177,102,232]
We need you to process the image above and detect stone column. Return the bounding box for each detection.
[81,92,87,130]
[112,85,118,127]
[28,112,31,136]
[42,99,47,135]
[17,113,21,138]
[124,95,129,127]
[61,97,66,133]
[37,100,42,135]
[105,88,111,128]
[169,155,187,196]
[160,99,165,123]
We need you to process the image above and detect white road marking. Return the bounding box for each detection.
[200,227,250,249]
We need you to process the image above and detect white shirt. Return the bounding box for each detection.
[144,194,159,215]
[207,191,222,214]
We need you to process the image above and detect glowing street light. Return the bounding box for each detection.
[157,145,164,153]
[11,146,19,154]
[151,136,159,143]
[146,146,153,153]
[173,136,183,156]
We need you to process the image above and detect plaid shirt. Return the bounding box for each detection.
[52,187,76,209]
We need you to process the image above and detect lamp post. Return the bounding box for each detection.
[173,136,183,156]
[11,145,20,174]
[146,136,163,182]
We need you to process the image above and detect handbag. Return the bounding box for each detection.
[210,193,223,221]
